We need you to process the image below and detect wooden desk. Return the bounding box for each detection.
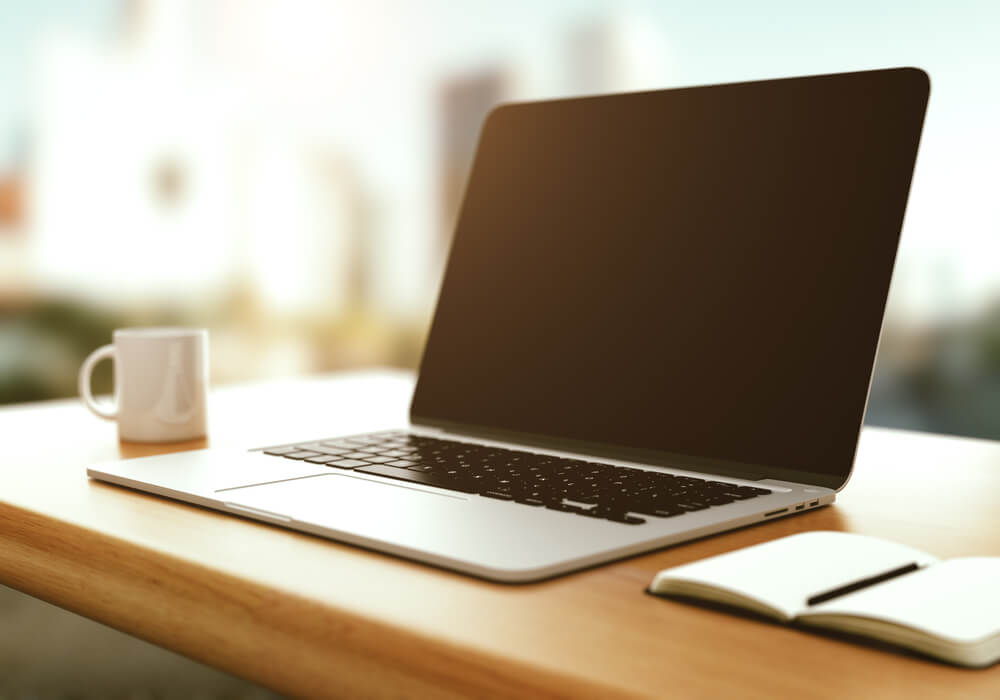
[2,369,999,698]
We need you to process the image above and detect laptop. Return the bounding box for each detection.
[88,67,930,582]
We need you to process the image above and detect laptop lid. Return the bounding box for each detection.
[411,67,929,491]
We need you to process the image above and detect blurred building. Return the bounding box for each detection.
[563,15,669,96]
[437,68,508,252]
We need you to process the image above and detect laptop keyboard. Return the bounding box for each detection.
[256,431,772,526]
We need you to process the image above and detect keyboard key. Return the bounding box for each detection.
[305,455,342,464]
[515,497,546,506]
[610,514,646,525]
[650,508,685,518]
[283,451,322,460]
[306,446,352,456]
[387,460,416,468]
[482,490,514,501]
[263,447,299,456]
[327,459,370,469]
[676,502,710,511]
[703,494,736,505]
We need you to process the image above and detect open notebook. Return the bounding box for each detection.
[649,531,1000,667]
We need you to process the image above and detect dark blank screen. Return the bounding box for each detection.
[412,68,928,487]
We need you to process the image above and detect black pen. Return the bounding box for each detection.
[806,562,921,606]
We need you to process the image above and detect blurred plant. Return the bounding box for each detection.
[1,299,125,403]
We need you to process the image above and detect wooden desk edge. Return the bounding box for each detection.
[0,500,632,699]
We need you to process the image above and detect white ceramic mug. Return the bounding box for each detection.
[78,327,209,442]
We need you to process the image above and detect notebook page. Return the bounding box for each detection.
[650,531,937,620]
[800,557,1000,643]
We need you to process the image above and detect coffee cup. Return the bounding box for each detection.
[78,327,209,442]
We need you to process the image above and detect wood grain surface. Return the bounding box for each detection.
[2,369,999,698]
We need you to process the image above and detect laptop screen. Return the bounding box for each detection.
[412,68,928,489]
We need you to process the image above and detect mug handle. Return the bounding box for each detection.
[78,344,118,420]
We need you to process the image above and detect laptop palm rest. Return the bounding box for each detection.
[217,472,617,577]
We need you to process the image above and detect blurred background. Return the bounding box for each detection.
[2,0,999,443]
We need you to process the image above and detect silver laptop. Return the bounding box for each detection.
[88,67,929,582]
